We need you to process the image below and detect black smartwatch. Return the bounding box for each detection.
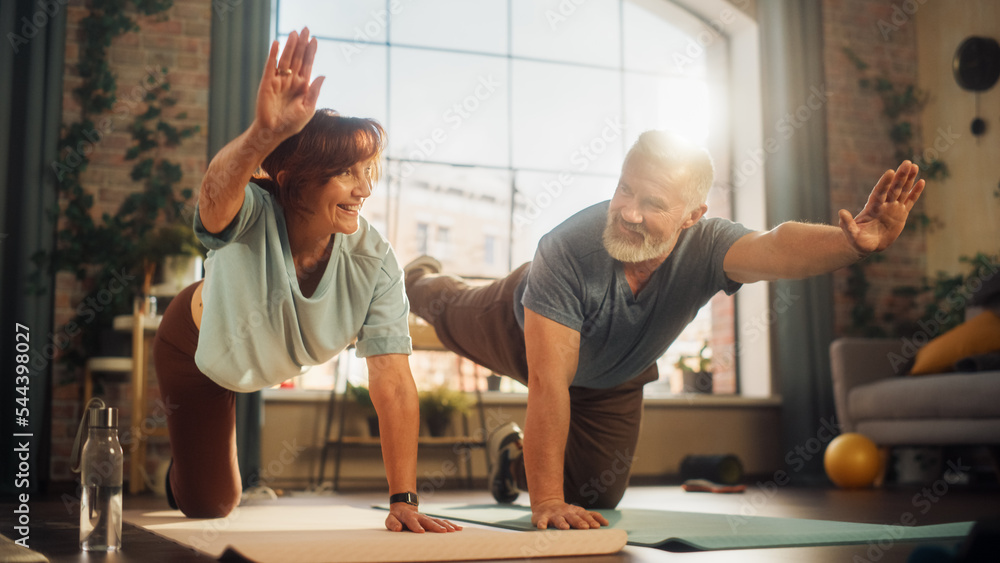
[389,492,419,506]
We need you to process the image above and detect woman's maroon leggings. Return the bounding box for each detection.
[152,281,242,517]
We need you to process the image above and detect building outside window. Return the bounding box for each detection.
[435,225,451,260]
[415,222,429,255]
[484,234,496,266]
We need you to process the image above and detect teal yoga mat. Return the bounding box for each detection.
[408,504,973,552]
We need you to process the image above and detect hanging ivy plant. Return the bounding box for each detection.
[843,48,950,183]
[839,48,953,338]
[30,0,202,372]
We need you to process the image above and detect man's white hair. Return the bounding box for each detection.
[623,130,715,209]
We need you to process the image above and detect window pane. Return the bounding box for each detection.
[511,172,614,266]
[390,161,511,278]
[623,0,715,78]
[390,0,508,54]
[511,0,620,67]
[389,48,509,168]
[624,73,713,146]
[363,173,391,238]
[651,303,714,395]
[278,37,389,123]
[277,0,388,43]
[512,60,623,175]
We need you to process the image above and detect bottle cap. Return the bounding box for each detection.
[88,406,118,428]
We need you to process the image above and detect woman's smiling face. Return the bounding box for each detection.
[314,160,374,234]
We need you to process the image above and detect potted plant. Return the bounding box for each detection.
[677,340,713,394]
[419,386,472,437]
[346,382,379,437]
[134,221,205,296]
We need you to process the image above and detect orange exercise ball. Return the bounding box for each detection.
[824,432,881,489]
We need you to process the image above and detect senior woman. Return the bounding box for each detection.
[152,28,460,534]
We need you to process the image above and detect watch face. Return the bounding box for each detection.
[953,36,1000,92]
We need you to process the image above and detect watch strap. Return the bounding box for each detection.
[389,492,419,506]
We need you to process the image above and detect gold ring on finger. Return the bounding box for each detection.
[278,68,293,76]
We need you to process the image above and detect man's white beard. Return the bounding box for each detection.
[602,213,675,263]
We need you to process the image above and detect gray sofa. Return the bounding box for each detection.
[830,336,1000,447]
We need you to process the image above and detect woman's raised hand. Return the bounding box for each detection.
[255,27,325,141]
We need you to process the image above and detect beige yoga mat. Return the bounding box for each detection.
[124,505,626,562]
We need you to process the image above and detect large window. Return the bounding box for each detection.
[276,0,745,396]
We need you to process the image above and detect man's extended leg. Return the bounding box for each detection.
[406,260,530,382]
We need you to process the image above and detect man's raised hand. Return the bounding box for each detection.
[838,160,926,256]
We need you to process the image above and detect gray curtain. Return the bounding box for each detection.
[0,0,66,493]
[757,1,837,482]
[209,1,272,491]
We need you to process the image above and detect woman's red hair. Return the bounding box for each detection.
[254,109,386,214]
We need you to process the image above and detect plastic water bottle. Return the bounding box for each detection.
[80,405,123,551]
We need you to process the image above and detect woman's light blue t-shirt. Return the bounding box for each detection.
[193,183,411,392]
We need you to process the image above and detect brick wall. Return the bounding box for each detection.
[822,0,927,337]
[50,0,210,483]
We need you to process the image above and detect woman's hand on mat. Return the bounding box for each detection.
[531,499,609,530]
[386,503,463,533]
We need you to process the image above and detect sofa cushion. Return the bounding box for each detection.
[849,371,1000,421]
[854,419,1000,445]
[909,310,1000,375]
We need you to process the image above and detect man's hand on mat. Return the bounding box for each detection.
[386,504,463,533]
[531,499,610,530]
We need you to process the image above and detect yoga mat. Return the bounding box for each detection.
[124,505,626,562]
[0,534,48,563]
[410,503,974,552]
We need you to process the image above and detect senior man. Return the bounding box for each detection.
[405,130,925,531]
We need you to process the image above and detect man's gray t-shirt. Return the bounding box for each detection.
[513,201,753,389]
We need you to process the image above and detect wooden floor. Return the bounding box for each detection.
[7,482,999,562]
